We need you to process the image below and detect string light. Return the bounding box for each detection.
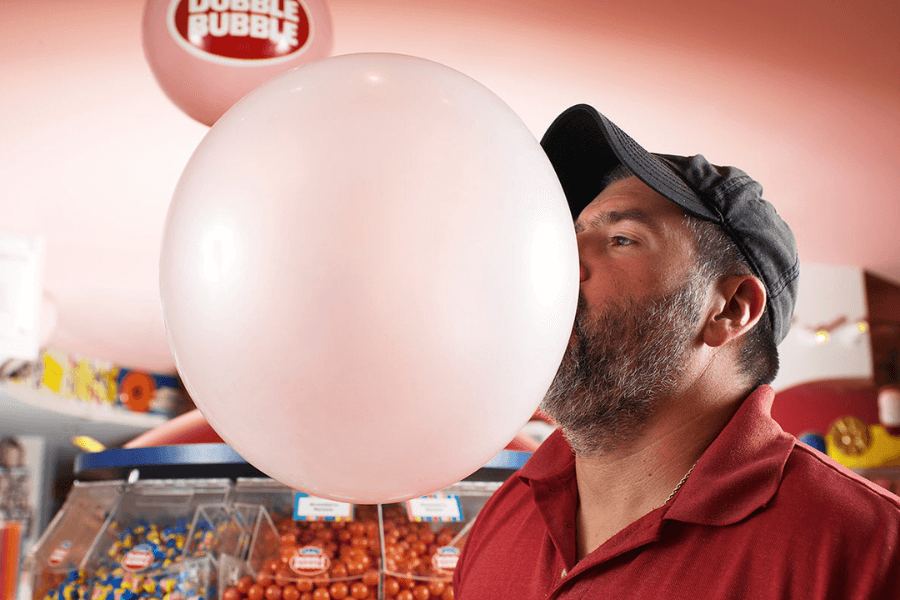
[792,316,869,346]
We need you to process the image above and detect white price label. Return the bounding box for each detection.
[406,494,464,522]
[293,492,354,521]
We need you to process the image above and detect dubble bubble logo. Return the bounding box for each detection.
[288,546,331,576]
[121,543,155,572]
[432,546,461,575]
[168,0,312,63]
[47,540,71,567]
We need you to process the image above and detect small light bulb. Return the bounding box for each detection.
[815,330,829,344]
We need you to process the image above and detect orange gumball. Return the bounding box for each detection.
[266,585,283,600]
[383,578,400,597]
[362,570,379,587]
[311,588,330,600]
[237,576,256,595]
[330,562,348,579]
[349,583,368,600]
[329,582,349,600]
[265,559,282,572]
[283,586,300,600]
[276,570,294,587]
[223,587,241,600]
[247,585,265,600]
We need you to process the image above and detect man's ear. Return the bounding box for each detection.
[703,275,767,348]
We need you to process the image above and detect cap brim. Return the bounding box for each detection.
[540,104,716,222]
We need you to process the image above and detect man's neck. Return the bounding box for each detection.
[572,381,746,561]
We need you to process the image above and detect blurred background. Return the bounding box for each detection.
[0,0,898,576]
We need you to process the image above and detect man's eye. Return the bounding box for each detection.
[612,235,635,246]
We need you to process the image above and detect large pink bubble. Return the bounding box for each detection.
[159,53,578,503]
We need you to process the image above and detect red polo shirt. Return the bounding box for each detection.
[454,386,900,599]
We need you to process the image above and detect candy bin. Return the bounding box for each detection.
[380,481,503,600]
[184,503,251,564]
[22,481,124,600]
[79,477,231,600]
[184,502,257,600]
[220,479,381,600]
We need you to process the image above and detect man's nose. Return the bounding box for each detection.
[577,234,589,282]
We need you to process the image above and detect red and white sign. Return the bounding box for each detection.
[121,543,155,572]
[47,541,71,567]
[432,546,460,574]
[288,546,331,576]
[169,0,312,63]
[142,0,333,125]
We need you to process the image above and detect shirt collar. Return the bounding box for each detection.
[665,385,795,525]
[518,385,795,527]
[518,426,576,487]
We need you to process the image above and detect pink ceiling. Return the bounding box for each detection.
[1,0,898,373]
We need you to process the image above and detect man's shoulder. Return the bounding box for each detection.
[778,440,900,526]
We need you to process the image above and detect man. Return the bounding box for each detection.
[453,105,900,598]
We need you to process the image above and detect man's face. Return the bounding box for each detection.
[540,176,707,455]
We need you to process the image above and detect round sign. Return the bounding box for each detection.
[47,541,72,567]
[120,371,157,413]
[432,546,461,575]
[142,0,334,125]
[288,546,331,576]
[121,543,156,572]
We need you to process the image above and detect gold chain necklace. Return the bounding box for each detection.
[663,461,697,506]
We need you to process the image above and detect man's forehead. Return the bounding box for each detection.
[576,176,684,227]
[575,207,662,235]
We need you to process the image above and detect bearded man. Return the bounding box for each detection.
[453,105,900,599]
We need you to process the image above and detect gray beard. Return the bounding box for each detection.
[540,279,706,456]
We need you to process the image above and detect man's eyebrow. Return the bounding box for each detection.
[574,208,662,234]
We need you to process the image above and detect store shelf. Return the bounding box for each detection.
[0,382,166,444]
[72,443,532,483]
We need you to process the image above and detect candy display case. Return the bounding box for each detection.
[28,445,530,600]
[380,481,502,600]
[23,477,232,600]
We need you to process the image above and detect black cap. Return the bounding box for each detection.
[540,104,799,345]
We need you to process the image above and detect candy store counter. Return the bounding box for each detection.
[24,445,530,600]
